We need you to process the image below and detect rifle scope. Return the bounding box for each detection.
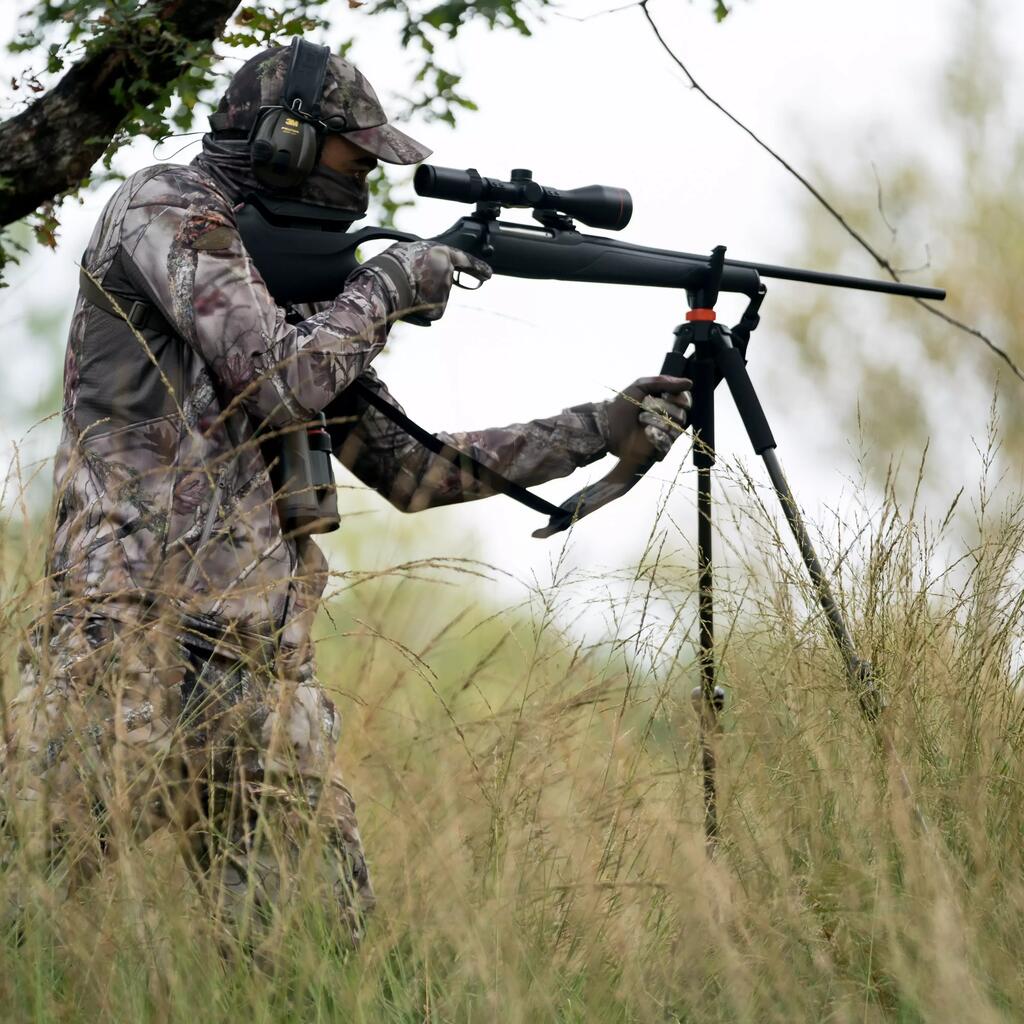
[413,165,633,232]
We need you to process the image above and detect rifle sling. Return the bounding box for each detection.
[77,267,572,528]
[348,380,569,521]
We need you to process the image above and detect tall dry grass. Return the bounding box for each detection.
[1,436,1023,1024]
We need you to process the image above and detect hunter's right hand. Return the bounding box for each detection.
[357,241,492,323]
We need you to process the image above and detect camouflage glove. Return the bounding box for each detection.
[602,375,693,465]
[353,241,492,323]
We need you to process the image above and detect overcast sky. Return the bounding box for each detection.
[0,0,1015,621]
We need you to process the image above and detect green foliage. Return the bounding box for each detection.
[405,62,478,125]
[0,206,65,279]
[376,0,540,39]
[220,4,331,48]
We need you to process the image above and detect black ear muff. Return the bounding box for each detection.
[251,109,321,189]
[250,38,331,190]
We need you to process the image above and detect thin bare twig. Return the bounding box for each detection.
[870,161,899,240]
[551,0,642,22]
[637,0,1024,385]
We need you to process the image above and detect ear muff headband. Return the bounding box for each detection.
[250,38,332,190]
[283,37,330,120]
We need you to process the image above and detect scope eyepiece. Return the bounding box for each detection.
[413,165,633,231]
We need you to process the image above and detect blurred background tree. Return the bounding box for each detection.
[771,0,1022,496]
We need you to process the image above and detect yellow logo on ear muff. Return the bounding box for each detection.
[281,117,301,136]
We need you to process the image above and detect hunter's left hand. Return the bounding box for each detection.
[604,375,692,465]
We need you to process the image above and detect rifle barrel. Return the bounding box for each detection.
[726,257,946,301]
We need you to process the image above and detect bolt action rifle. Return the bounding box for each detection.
[240,164,944,307]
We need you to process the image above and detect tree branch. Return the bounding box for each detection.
[0,0,241,228]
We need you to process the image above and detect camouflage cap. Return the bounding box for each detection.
[209,45,432,166]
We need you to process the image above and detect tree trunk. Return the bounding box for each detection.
[0,0,240,228]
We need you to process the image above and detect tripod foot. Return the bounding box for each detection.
[691,685,726,715]
[853,658,886,721]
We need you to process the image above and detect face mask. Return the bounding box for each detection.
[193,133,370,217]
[296,164,370,217]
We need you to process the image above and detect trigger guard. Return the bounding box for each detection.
[454,270,484,291]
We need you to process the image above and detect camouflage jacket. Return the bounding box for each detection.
[47,162,610,673]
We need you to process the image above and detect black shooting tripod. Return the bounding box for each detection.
[660,246,884,849]
[345,242,894,851]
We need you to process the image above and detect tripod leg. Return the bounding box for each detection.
[690,352,726,850]
[761,451,926,825]
[710,336,881,714]
[763,452,924,810]
[759,451,880,715]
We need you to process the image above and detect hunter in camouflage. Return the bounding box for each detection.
[0,44,691,943]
